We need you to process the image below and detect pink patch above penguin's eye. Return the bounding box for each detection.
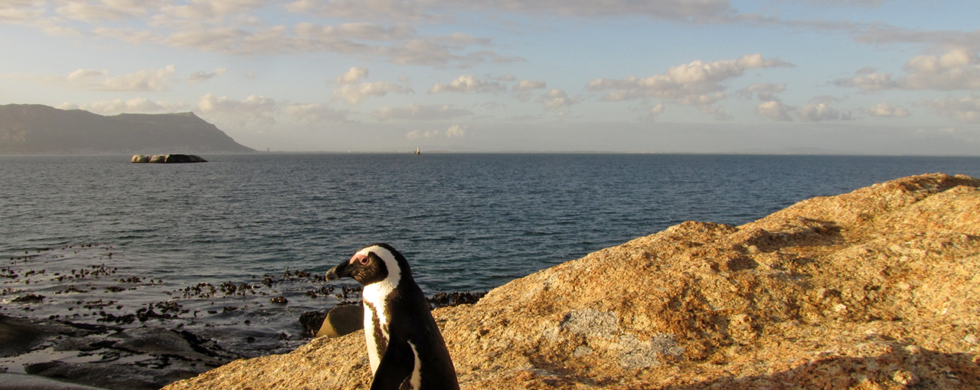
[350,253,370,265]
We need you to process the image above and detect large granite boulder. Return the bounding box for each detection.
[164,173,980,390]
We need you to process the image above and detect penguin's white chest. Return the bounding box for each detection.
[362,280,396,374]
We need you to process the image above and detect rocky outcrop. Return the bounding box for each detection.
[164,173,980,390]
[131,154,207,163]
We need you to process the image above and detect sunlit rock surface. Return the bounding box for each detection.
[165,173,980,390]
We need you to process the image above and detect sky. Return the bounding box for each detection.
[2,0,980,154]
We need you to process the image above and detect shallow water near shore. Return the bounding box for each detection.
[3,153,980,360]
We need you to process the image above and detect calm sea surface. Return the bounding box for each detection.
[2,153,979,356]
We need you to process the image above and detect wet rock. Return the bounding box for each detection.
[298,311,328,338]
[1,316,238,390]
[428,291,487,308]
[162,154,207,163]
[11,294,45,304]
[134,154,206,163]
[0,315,47,357]
[25,361,194,390]
[0,373,108,390]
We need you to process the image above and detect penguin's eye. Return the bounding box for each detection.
[359,255,370,265]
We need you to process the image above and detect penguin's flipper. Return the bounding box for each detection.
[370,340,415,390]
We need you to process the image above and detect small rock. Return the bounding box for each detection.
[314,305,364,338]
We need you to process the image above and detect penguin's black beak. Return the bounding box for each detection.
[326,261,350,281]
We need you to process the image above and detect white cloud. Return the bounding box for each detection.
[640,102,666,122]
[446,124,466,137]
[283,103,350,123]
[676,92,725,106]
[854,25,980,52]
[697,104,732,121]
[381,39,453,66]
[9,4,509,68]
[284,0,735,22]
[0,2,44,23]
[293,22,416,42]
[91,26,156,44]
[498,74,516,82]
[196,93,277,127]
[336,67,368,84]
[159,0,272,21]
[856,67,876,75]
[675,92,730,120]
[188,68,227,83]
[405,129,442,139]
[373,103,473,121]
[797,103,844,122]
[512,79,546,101]
[404,125,466,139]
[429,75,504,94]
[650,103,665,115]
[64,65,177,91]
[737,83,786,101]
[55,2,141,21]
[779,0,883,7]
[541,89,576,108]
[439,32,491,46]
[902,49,980,90]
[586,54,793,111]
[514,79,546,91]
[57,97,189,115]
[832,71,899,91]
[835,49,980,91]
[916,95,980,123]
[285,0,431,22]
[756,100,793,121]
[864,102,910,118]
[333,81,412,105]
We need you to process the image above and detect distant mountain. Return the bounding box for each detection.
[0,104,254,154]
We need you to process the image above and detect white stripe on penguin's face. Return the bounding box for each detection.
[359,245,402,309]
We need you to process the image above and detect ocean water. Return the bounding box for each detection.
[2,153,979,357]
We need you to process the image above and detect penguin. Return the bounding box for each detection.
[326,243,460,390]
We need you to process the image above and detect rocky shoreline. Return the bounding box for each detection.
[163,173,980,389]
[0,287,485,389]
[0,314,240,389]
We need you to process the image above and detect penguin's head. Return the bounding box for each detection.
[326,243,412,286]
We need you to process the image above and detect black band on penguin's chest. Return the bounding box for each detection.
[365,301,388,351]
